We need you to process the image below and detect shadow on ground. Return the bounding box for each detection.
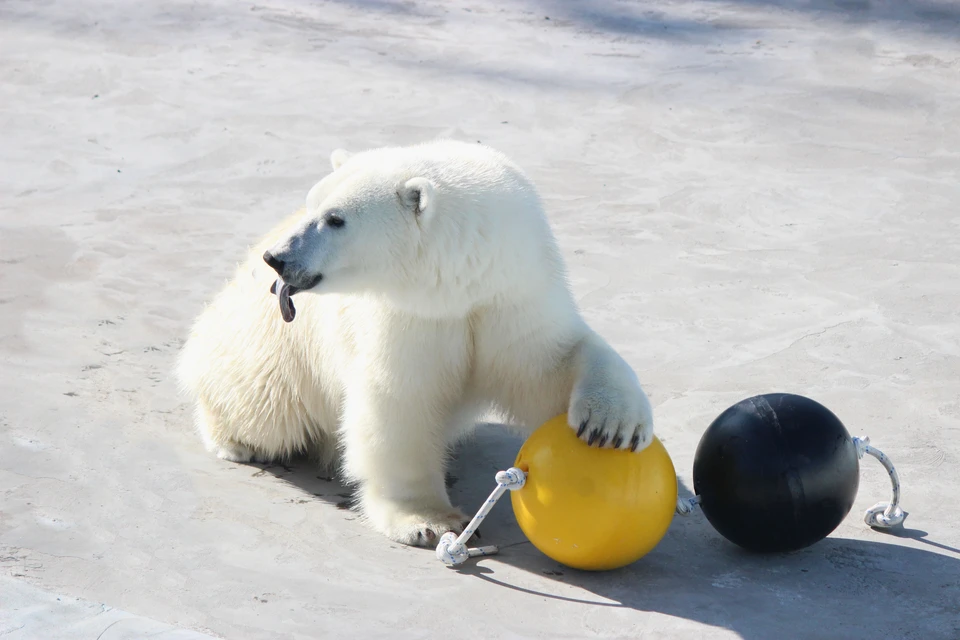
[530,0,960,39]
[249,457,356,510]
[312,0,960,40]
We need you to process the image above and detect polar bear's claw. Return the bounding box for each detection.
[570,391,654,454]
[416,529,437,543]
[576,418,589,438]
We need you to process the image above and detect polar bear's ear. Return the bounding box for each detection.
[398,177,435,219]
[330,149,352,171]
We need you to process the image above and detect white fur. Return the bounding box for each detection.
[176,140,654,546]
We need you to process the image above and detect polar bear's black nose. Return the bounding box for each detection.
[262,250,285,276]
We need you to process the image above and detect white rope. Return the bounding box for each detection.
[435,467,526,566]
[675,495,700,516]
[852,436,906,528]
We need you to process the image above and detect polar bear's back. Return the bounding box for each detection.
[338,140,538,211]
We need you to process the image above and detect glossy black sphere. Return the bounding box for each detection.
[693,393,860,552]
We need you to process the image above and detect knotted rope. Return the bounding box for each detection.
[435,467,526,566]
[674,437,905,529]
[852,436,906,528]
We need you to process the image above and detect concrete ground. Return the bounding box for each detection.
[2,0,959,638]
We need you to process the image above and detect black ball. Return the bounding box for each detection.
[693,393,860,552]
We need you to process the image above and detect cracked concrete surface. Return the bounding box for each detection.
[1,0,959,638]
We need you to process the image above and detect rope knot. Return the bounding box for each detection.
[852,436,870,459]
[864,502,906,528]
[675,495,701,516]
[495,467,526,490]
[435,531,470,566]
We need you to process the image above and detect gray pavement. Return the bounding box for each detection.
[1,1,958,638]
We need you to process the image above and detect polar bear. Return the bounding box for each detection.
[176,140,654,546]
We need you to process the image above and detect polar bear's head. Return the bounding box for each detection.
[263,140,561,318]
[263,147,435,295]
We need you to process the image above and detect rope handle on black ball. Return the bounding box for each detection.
[435,467,526,566]
[852,436,906,528]
[675,437,906,529]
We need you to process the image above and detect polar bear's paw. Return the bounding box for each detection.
[214,440,274,464]
[365,501,471,547]
[569,384,654,454]
[392,513,470,547]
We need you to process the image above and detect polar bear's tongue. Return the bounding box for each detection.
[270,278,297,323]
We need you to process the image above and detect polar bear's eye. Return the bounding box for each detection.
[324,212,346,228]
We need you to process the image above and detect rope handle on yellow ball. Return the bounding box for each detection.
[435,468,526,566]
[436,465,713,567]
[674,436,905,529]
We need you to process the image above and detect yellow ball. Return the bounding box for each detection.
[510,414,678,571]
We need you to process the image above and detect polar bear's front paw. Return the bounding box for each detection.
[569,386,654,453]
[389,511,470,547]
[363,498,470,547]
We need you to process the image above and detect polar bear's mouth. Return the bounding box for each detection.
[269,274,322,323]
